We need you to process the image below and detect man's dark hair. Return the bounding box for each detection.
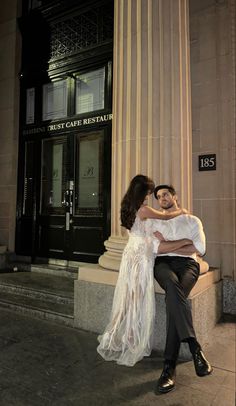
[154,184,176,200]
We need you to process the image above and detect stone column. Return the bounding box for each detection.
[99,0,193,271]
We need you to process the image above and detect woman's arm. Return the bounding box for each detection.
[138,205,187,220]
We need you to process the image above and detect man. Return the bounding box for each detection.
[153,184,212,394]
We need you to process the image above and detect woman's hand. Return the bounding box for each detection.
[181,208,189,214]
[153,230,165,241]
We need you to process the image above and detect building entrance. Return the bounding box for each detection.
[17,124,111,263]
[16,0,113,263]
[39,128,110,261]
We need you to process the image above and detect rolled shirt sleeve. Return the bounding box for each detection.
[148,221,161,255]
[191,217,206,256]
[144,235,160,256]
[152,237,160,255]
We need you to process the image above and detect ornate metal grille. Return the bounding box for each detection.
[50,6,113,60]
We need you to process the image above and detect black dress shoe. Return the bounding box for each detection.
[155,363,176,394]
[192,348,213,376]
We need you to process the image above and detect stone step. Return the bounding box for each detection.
[4,255,79,279]
[0,281,73,305]
[0,292,74,327]
[0,272,74,299]
[0,272,74,327]
[31,263,78,279]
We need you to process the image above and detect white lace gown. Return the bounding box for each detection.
[97,215,156,367]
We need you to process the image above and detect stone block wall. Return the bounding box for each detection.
[0,0,20,251]
[74,273,222,359]
[190,0,236,314]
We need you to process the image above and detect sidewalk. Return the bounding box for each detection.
[0,308,234,406]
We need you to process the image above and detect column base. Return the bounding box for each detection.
[99,237,210,274]
[98,235,128,271]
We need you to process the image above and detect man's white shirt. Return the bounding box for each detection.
[152,214,206,261]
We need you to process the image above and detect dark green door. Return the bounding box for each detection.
[37,127,110,262]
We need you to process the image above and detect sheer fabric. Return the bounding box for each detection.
[97,216,156,366]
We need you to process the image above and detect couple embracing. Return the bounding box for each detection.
[97,175,212,394]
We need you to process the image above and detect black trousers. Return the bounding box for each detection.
[154,256,200,361]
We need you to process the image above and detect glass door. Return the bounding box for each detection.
[38,136,69,258]
[41,137,67,216]
[69,131,105,260]
[37,128,110,262]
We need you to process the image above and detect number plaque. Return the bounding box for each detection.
[198,154,216,171]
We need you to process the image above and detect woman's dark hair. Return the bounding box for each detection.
[120,174,155,230]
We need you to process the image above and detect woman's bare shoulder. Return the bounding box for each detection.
[138,205,156,219]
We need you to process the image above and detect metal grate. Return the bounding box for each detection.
[50,6,113,59]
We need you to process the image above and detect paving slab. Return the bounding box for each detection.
[0,308,234,406]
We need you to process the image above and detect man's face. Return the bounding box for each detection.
[155,188,177,210]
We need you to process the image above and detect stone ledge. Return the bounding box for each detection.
[78,263,221,298]
[76,264,222,359]
[74,276,222,360]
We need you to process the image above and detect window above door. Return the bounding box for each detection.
[24,62,111,128]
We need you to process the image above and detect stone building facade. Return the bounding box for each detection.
[0,0,235,328]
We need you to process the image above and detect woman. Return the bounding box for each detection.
[97,174,186,367]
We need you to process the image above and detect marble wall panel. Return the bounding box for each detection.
[0,78,15,110]
[190,0,215,14]
[199,104,218,150]
[0,33,16,79]
[202,199,234,243]
[190,42,200,65]
[205,242,222,269]
[216,5,230,57]
[201,200,221,243]
[191,107,200,130]
[0,137,13,156]
[0,161,13,186]
[218,101,233,149]
[0,186,14,203]
[0,19,17,38]
[0,218,9,228]
[0,202,10,217]
[198,80,218,106]
[0,229,9,246]
[190,0,235,283]
[192,159,220,198]
[192,198,202,219]
[199,12,216,61]
[0,0,18,23]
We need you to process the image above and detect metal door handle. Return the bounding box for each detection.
[66,212,70,231]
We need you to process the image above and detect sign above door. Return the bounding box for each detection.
[22,113,113,136]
